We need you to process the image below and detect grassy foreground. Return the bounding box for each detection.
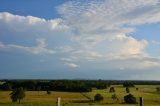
[0,85,160,106]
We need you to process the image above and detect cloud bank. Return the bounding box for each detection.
[0,0,160,72]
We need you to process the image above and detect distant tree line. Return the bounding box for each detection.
[123,82,135,87]
[0,80,110,92]
[0,80,160,92]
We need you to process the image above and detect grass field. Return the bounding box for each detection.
[0,85,160,106]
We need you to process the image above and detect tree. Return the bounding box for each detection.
[94,94,104,102]
[2,83,12,90]
[156,87,160,92]
[124,94,136,104]
[109,87,115,93]
[10,87,25,104]
[126,87,130,93]
[123,82,135,87]
[47,90,51,95]
[112,93,119,101]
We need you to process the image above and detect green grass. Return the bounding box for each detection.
[0,85,160,106]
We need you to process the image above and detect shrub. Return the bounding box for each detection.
[94,94,104,102]
[109,87,115,93]
[124,94,136,104]
[47,90,51,95]
[112,93,119,101]
[126,87,130,93]
[156,87,160,92]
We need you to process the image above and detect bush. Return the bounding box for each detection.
[124,94,136,104]
[112,93,119,101]
[109,87,115,93]
[47,90,51,95]
[94,94,104,102]
[126,87,130,93]
[156,87,160,92]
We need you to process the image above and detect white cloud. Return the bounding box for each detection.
[58,0,160,32]
[57,45,75,53]
[57,0,159,53]
[56,0,160,69]
[0,12,72,55]
[61,56,79,62]
[0,12,69,31]
[0,0,160,70]
[64,63,79,68]
[0,38,55,55]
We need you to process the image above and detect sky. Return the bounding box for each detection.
[0,0,160,80]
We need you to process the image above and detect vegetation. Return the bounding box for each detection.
[0,80,106,92]
[126,87,130,93]
[156,87,160,92]
[46,90,51,95]
[111,93,119,101]
[109,87,115,93]
[124,94,137,104]
[10,87,25,104]
[94,93,104,102]
[123,82,135,87]
[0,80,160,106]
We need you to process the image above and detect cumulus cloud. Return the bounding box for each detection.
[0,12,69,31]
[57,0,160,69]
[0,0,160,70]
[0,38,55,55]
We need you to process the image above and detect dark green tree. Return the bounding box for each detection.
[109,87,115,93]
[123,82,135,87]
[156,87,160,92]
[46,90,51,95]
[10,87,25,104]
[112,93,119,101]
[124,94,136,104]
[126,87,130,93]
[94,94,104,102]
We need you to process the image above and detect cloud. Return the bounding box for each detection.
[0,12,69,31]
[58,0,160,32]
[64,63,79,68]
[0,0,160,71]
[0,38,55,55]
[57,45,75,53]
[0,12,72,54]
[57,0,159,51]
[151,40,160,45]
[56,0,160,69]
[61,56,79,62]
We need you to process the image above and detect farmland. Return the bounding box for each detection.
[0,85,160,106]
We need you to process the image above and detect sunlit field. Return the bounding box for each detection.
[0,85,160,106]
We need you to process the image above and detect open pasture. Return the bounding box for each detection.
[0,85,160,106]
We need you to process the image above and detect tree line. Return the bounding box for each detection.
[0,79,160,92]
[0,80,110,92]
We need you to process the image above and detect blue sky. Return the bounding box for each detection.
[0,0,160,80]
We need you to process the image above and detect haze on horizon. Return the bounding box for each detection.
[0,0,160,80]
